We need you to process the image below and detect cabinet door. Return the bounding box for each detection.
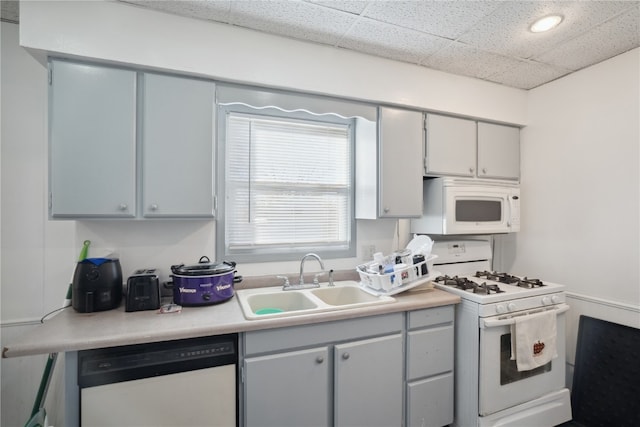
[407,325,454,380]
[425,114,476,177]
[378,107,423,217]
[244,347,330,427]
[407,373,454,427]
[141,74,215,217]
[477,122,520,180]
[49,60,136,217]
[334,334,403,427]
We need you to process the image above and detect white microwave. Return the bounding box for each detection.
[410,178,520,235]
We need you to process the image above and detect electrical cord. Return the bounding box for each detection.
[40,304,71,323]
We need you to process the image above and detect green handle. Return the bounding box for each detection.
[78,240,90,261]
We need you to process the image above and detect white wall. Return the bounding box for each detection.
[495,48,640,380]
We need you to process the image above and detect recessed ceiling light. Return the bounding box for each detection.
[530,15,563,33]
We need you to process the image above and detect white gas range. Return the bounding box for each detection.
[430,239,572,427]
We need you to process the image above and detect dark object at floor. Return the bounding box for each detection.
[564,315,640,427]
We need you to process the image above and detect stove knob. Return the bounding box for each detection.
[551,295,561,304]
[542,296,551,306]
[507,303,517,312]
[496,304,507,314]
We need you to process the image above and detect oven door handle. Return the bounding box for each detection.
[480,303,570,328]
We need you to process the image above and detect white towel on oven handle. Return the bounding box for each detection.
[510,309,558,371]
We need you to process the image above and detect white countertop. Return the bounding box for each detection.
[3,284,459,358]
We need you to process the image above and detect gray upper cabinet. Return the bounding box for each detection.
[379,107,424,217]
[477,122,520,180]
[425,114,477,177]
[49,59,216,219]
[49,60,137,218]
[141,73,215,218]
[425,113,520,181]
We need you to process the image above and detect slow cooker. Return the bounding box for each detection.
[170,256,242,306]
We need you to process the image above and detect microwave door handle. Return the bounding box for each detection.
[480,303,570,328]
[507,196,514,227]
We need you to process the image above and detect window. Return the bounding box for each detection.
[216,85,377,263]
[218,103,360,262]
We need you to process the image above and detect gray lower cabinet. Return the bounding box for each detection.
[334,334,403,426]
[406,306,455,427]
[242,313,404,427]
[244,347,330,426]
[48,59,216,218]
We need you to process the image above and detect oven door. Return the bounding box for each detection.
[478,304,568,416]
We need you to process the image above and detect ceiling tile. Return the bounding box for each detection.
[230,0,357,45]
[486,60,571,90]
[458,1,635,59]
[123,1,232,23]
[305,0,370,15]
[338,17,451,65]
[363,0,500,39]
[422,41,525,80]
[535,5,640,71]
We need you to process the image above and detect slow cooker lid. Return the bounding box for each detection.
[171,256,236,276]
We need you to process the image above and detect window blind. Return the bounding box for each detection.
[225,112,352,254]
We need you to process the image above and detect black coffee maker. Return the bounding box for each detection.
[72,258,123,313]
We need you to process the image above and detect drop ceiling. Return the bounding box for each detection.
[3,1,639,89]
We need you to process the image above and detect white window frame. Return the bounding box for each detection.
[216,102,357,263]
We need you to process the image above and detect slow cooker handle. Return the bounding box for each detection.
[198,256,210,264]
[233,275,243,284]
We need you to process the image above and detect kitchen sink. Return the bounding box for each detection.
[310,285,383,306]
[236,281,395,320]
[241,291,319,316]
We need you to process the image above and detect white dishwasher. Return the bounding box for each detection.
[78,334,237,427]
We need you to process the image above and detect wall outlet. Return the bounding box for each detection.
[362,244,376,261]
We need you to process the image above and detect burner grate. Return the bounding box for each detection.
[435,275,504,294]
[474,271,545,288]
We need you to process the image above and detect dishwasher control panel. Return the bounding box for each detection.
[78,334,237,388]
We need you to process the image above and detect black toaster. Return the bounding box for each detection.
[125,269,160,312]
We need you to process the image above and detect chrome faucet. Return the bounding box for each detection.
[282,253,332,290]
[299,253,325,287]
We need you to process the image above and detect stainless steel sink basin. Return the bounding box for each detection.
[236,281,395,320]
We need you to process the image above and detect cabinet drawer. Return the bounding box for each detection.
[407,325,453,379]
[408,306,453,329]
[406,373,453,427]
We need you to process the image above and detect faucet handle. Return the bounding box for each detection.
[313,272,325,285]
[277,275,290,288]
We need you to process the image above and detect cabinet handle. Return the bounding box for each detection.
[118,204,128,211]
[469,167,474,173]
[316,356,324,364]
[482,168,487,174]
[383,207,390,214]
[150,204,159,211]
[342,352,350,360]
